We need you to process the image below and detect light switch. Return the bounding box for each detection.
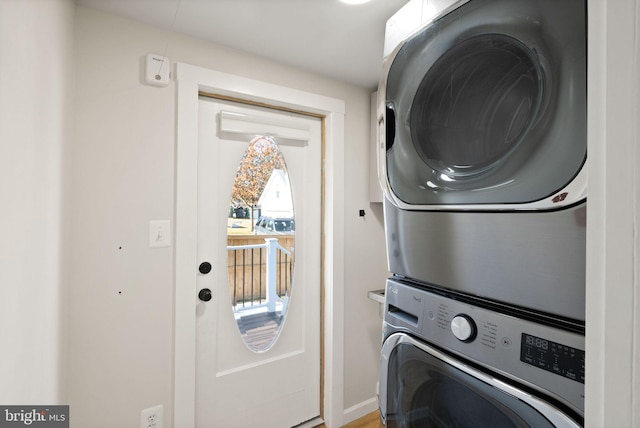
[149,220,171,248]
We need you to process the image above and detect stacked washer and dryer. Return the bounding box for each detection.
[377,0,586,426]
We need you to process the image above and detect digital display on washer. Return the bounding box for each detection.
[520,333,585,384]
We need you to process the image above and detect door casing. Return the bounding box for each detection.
[174,62,346,428]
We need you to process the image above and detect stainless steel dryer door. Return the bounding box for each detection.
[380,333,582,428]
[379,0,586,210]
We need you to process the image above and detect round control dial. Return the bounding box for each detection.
[451,314,477,342]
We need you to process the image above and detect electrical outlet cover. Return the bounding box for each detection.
[141,405,163,428]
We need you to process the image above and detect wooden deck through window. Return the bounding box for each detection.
[236,311,283,349]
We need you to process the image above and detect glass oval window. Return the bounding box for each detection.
[226,136,295,352]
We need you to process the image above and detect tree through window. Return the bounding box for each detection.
[230,136,285,210]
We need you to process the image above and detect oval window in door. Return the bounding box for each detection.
[227,136,295,352]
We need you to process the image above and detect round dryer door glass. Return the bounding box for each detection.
[410,34,542,179]
[383,0,586,207]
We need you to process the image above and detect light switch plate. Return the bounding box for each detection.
[149,220,171,248]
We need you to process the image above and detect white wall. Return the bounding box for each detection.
[343,127,389,419]
[0,0,74,404]
[69,6,387,427]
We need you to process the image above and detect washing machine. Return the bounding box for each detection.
[380,279,585,427]
[377,0,587,323]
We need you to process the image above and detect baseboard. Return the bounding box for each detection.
[342,397,378,425]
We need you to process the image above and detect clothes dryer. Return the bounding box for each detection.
[378,0,587,322]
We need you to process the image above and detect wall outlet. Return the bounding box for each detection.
[141,405,163,428]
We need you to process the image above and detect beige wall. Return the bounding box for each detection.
[69,6,387,427]
[0,0,74,404]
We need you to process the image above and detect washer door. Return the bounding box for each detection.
[380,0,586,210]
[379,333,583,428]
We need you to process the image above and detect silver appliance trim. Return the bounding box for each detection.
[383,201,587,322]
[380,332,581,428]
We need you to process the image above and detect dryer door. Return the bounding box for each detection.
[379,333,583,428]
[380,0,586,210]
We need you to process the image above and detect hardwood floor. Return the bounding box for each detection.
[315,411,382,428]
[342,412,383,428]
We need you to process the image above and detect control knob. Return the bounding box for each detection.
[451,314,477,342]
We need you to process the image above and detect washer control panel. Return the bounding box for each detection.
[521,333,585,384]
[451,314,476,342]
[383,278,585,415]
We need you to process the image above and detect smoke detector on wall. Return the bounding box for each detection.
[144,53,171,87]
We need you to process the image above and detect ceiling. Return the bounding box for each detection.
[74,0,410,89]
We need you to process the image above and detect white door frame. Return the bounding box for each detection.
[585,1,640,426]
[173,62,345,428]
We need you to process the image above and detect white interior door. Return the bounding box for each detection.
[195,96,322,428]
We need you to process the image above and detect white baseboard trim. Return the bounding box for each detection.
[342,397,378,425]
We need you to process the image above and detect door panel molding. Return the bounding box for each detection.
[174,63,345,428]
